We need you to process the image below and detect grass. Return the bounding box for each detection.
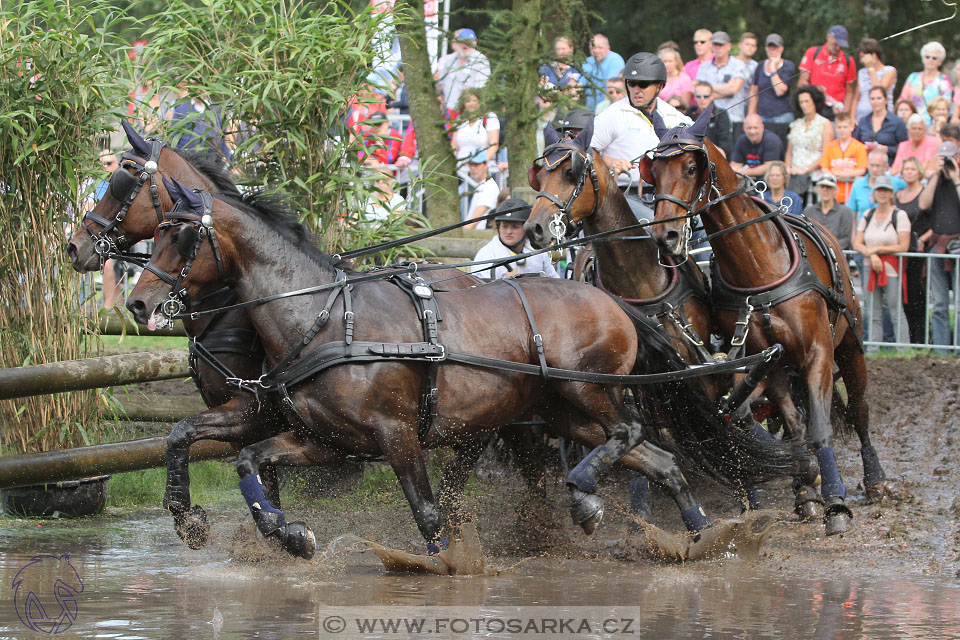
[106,460,242,508]
[97,334,189,355]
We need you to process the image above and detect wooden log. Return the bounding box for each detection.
[98,314,187,337]
[0,437,235,490]
[117,394,207,422]
[0,350,190,400]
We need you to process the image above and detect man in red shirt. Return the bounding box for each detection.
[798,25,856,118]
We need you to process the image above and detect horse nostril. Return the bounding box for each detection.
[127,298,146,321]
[65,243,78,261]
[664,229,680,247]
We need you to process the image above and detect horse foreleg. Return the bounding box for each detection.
[806,352,853,536]
[836,334,890,502]
[375,426,443,552]
[164,397,271,548]
[236,432,347,560]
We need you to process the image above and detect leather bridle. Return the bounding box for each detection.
[143,193,226,322]
[531,142,601,242]
[81,138,165,264]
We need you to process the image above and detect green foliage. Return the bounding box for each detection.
[140,0,419,255]
[0,0,127,454]
[107,460,241,507]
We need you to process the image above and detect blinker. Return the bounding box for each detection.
[108,167,139,202]
[177,224,200,259]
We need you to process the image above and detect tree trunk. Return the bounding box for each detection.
[395,0,462,229]
[504,0,542,200]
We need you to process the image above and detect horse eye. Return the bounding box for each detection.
[687,164,697,176]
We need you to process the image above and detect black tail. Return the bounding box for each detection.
[614,298,804,487]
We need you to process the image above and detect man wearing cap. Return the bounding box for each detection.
[802,173,856,250]
[591,52,692,216]
[918,139,960,346]
[434,28,491,111]
[696,31,751,142]
[463,150,500,230]
[798,25,857,118]
[582,34,626,110]
[748,33,796,145]
[555,108,595,139]
[473,198,560,279]
[847,149,907,220]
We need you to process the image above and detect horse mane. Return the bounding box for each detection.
[215,189,353,272]
[171,148,242,197]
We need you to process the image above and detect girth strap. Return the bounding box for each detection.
[503,278,549,379]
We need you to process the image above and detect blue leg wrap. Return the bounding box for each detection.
[816,447,846,500]
[239,473,284,516]
[566,445,614,494]
[426,538,449,555]
[629,477,651,516]
[860,445,886,486]
[749,423,774,442]
[746,485,761,510]
[680,505,709,532]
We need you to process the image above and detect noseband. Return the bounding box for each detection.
[533,143,601,243]
[82,138,165,263]
[144,193,226,323]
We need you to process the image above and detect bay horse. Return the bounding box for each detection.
[524,120,787,512]
[125,178,802,558]
[642,104,891,536]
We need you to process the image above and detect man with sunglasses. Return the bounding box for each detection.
[591,52,692,217]
[689,81,732,156]
[473,198,560,279]
[684,29,714,86]
[696,31,750,144]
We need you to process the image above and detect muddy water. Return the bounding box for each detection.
[2,511,960,639]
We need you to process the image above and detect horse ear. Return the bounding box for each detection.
[121,119,153,159]
[689,102,713,140]
[162,175,184,205]
[543,123,560,148]
[573,117,594,149]
[638,155,655,185]
[650,109,669,139]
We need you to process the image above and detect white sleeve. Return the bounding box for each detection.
[591,107,617,152]
[485,113,500,132]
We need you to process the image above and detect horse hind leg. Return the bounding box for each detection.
[236,432,347,560]
[836,334,891,502]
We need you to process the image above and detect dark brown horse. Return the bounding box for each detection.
[642,105,891,536]
[524,121,785,512]
[125,179,801,558]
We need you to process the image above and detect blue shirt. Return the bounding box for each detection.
[752,59,796,118]
[762,189,803,215]
[582,51,626,109]
[539,64,582,89]
[847,174,907,218]
[170,100,231,160]
[853,113,908,167]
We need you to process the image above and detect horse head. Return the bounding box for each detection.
[641,104,722,257]
[66,120,214,272]
[524,118,616,248]
[126,176,227,327]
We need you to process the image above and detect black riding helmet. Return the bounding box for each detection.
[556,109,595,137]
[622,52,666,110]
[494,197,532,223]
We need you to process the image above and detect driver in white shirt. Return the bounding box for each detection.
[474,198,560,279]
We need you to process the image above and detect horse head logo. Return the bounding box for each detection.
[13,553,84,635]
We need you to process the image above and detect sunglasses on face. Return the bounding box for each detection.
[625,79,657,89]
[694,93,711,99]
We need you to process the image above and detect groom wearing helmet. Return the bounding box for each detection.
[591,52,692,217]
[473,198,560,280]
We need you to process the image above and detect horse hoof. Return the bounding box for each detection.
[864,480,894,504]
[796,500,823,522]
[282,521,316,560]
[174,505,210,550]
[570,490,604,535]
[824,510,852,536]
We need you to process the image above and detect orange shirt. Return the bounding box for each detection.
[820,138,867,203]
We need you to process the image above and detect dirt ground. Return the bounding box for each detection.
[135,356,960,580]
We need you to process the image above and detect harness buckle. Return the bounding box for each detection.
[426,345,446,361]
[533,333,544,350]
[344,310,355,322]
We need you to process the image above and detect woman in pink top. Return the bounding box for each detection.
[659,49,694,106]
[891,113,940,177]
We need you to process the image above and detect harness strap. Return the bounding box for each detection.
[503,278,549,379]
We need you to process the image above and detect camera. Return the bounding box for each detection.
[943,157,956,173]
